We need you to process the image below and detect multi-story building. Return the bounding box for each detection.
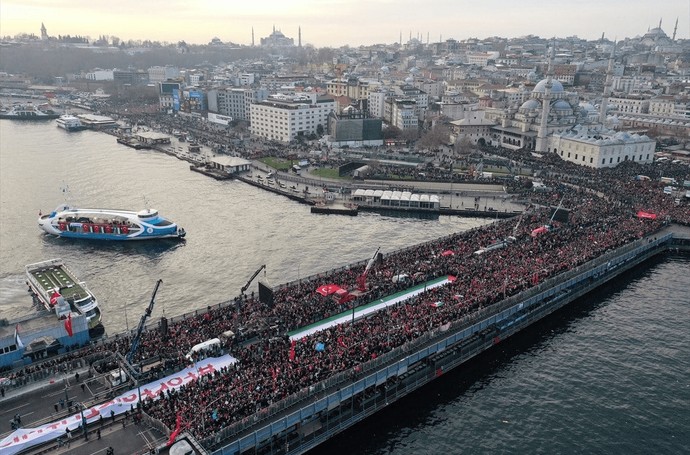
[389,99,418,131]
[113,68,148,85]
[607,94,650,115]
[85,69,114,81]
[208,87,269,121]
[148,66,180,84]
[250,93,335,142]
[368,88,393,119]
[159,81,181,112]
[393,85,428,119]
[326,78,371,101]
[449,113,496,145]
[649,95,690,119]
[327,110,383,147]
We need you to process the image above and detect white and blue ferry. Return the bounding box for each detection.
[38,205,186,240]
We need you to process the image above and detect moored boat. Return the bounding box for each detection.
[56,114,86,131]
[0,103,60,120]
[38,204,186,240]
[25,258,103,332]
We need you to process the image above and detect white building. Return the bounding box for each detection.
[250,94,335,142]
[85,69,114,81]
[551,129,655,168]
[209,87,268,121]
[148,66,180,84]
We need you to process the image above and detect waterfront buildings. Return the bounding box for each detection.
[249,93,335,142]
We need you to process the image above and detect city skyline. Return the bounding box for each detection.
[1,0,688,47]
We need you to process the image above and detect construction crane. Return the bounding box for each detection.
[241,265,266,296]
[126,279,162,365]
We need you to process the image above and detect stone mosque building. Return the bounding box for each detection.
[483,46,656,169]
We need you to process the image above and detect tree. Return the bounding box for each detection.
[418,123,451,148]
[454,136,473,156]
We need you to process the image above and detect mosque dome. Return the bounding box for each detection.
[519,99,541,110]
[579,102,596,113]
[643,27,668,40]
[553,99,572,111]
[404,76,414,83]
[533,79,564,94]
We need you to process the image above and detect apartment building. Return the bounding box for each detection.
[250,94,335,142]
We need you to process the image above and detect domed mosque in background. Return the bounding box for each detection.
[492,44,655,169]
[640,18,673,47]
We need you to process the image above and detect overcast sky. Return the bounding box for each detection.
[1,0,688,47]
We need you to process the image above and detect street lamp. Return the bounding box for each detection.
[75,402,88,440]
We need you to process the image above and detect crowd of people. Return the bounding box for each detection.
[3,139,688,445]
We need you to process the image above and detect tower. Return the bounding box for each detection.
[40,22,47,40]
[599,41,615,125]
[536,46,554,153]
[298,26,301,47]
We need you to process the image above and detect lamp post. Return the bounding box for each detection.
[76,402,88,440]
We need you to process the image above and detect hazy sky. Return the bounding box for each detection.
[1,0,688,47]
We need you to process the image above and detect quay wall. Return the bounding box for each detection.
[205,232,682,455]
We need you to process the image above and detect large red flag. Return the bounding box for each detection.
[166,413,182,446]
[64,313,73,337]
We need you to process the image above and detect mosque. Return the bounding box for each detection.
[486,46,655,169]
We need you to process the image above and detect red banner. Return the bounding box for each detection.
[64,313,73,337]
[636,211,657,220]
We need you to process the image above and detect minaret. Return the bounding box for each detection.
[298,26,302,47]
[252,27,255,46]
[399,31,402,44]
[599,41,615,125]
[658,18,662,29]
[536,46,554,153]
[672,17,678,40]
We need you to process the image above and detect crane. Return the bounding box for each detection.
[126,279,163,365]
[241,265,266,296]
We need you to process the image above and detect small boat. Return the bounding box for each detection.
[38,205,186,240]
[25,258,103,332]
[56,114,86,131]
[0,103,60,120]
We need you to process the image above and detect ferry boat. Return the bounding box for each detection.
[38,205,186,240]
[56,114,86,131]
[25,258,103,332]
[0,103,60,120]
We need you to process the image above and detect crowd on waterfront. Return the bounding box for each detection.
[2,128,688,445]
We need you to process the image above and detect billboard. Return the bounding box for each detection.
[208,112,232,126]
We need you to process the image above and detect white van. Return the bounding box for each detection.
[107,369,128,387]
[185,338,221,360]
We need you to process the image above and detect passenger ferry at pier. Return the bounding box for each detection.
[0,103,60,120]
[55,114,85,132]
[25,258,103,331]
[38,205,186,240]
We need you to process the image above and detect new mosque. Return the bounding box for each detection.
[488,47,656,169]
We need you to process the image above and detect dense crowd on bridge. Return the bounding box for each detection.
[3,141,688,445]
